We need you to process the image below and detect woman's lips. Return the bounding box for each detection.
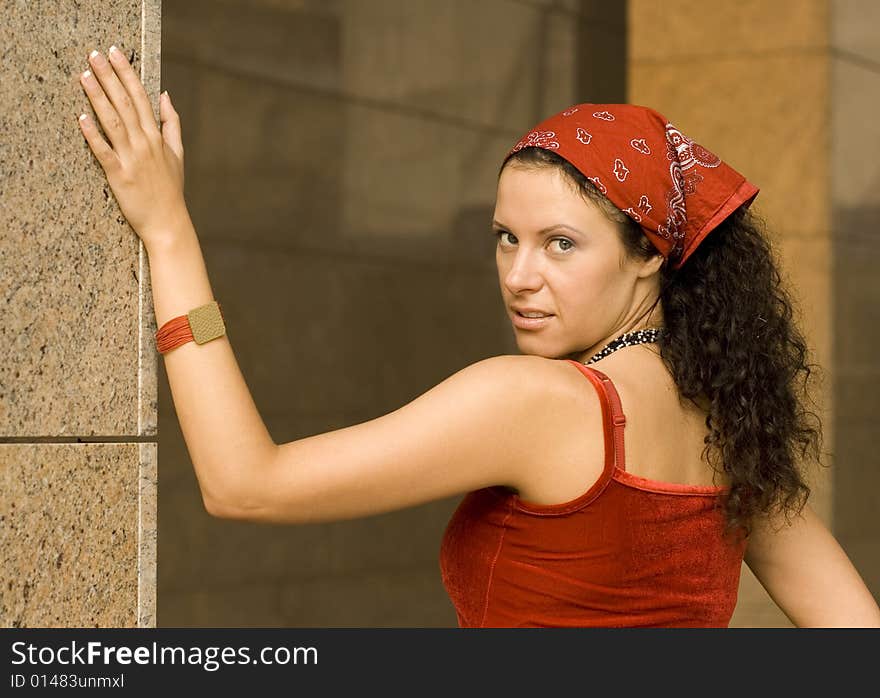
[511,311,554,330]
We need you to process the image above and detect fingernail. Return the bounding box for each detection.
[79,114,87,122]
[109,45,118,55]
[89,49,99,59]
[82,69,91,79]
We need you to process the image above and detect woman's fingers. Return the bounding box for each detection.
[106,46,162,140]
[85,49,143,148]
[77,113,121,175]
[80,66,130,152]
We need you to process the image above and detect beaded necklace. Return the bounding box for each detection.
[583,327,665,365]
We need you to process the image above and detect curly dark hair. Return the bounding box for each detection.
[500,146,827,541]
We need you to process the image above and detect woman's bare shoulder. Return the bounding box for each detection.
[470,354,596,402]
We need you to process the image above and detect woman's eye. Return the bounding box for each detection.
[495,230,516,245]
[552,237,574,252]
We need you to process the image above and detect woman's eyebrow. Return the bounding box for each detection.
[492,220,584,236]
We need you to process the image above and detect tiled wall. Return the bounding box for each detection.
[157,0,625,626]
[0,1,160,627]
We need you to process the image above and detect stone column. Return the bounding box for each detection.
[0,0,161,627]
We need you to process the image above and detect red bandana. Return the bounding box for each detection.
[505,103,759,269]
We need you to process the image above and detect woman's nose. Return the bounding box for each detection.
[503,250,543,293]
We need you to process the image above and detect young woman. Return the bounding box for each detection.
[76,47,880,628]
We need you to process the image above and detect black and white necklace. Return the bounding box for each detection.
[583,327,665,365]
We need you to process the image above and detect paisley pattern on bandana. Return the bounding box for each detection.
[630,138,651,155]
[505,103,759,269]
[511,130,560,152]
[576,128,592,145]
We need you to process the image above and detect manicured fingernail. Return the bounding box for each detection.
[82,69,91,79]
[109,45,118,55]
[89,49,99,59]
[79,114,87,122]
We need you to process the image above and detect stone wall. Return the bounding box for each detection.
[1,0,161,627]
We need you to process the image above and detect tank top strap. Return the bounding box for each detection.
[564,360,627,473]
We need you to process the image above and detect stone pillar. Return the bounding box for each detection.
[0,1,161,627]
[630,0,879,625]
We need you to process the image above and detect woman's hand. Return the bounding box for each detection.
[77,46,188,252]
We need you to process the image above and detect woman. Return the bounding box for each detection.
[76,47,880,627]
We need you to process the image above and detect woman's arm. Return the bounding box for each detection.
[77,47,277,511]
[74,45,589,526]
[213,354,585,524]
[744,502,880,627]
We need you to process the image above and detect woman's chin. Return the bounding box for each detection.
[514,339,566,360]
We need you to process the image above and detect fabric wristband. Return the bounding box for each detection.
[155,300,226,354]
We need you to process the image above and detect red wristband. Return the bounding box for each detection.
[156,301,226,354]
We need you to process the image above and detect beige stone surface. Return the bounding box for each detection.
[831,57,880,208]
[773,236,834,504]
[629,0,828,61]
[0,444,153,627]
[831,0,880,63]
[0,0,160,627]
[0,0,160,437]
[629,53,830,241]
[137,442,157,627]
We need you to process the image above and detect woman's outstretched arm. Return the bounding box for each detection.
[215,354,577,524]
[74,44,581,527]
[744,502,880,627]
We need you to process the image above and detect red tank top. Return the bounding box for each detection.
[439,359,748,628]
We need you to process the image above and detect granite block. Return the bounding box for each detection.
[0,443,155,628]
[0,0,161,437]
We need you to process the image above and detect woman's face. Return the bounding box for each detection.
[492,163,662,362]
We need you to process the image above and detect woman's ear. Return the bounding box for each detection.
[636,252,665,279]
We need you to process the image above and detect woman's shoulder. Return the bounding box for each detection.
[462,355,605,436]
[465,354,599,403]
